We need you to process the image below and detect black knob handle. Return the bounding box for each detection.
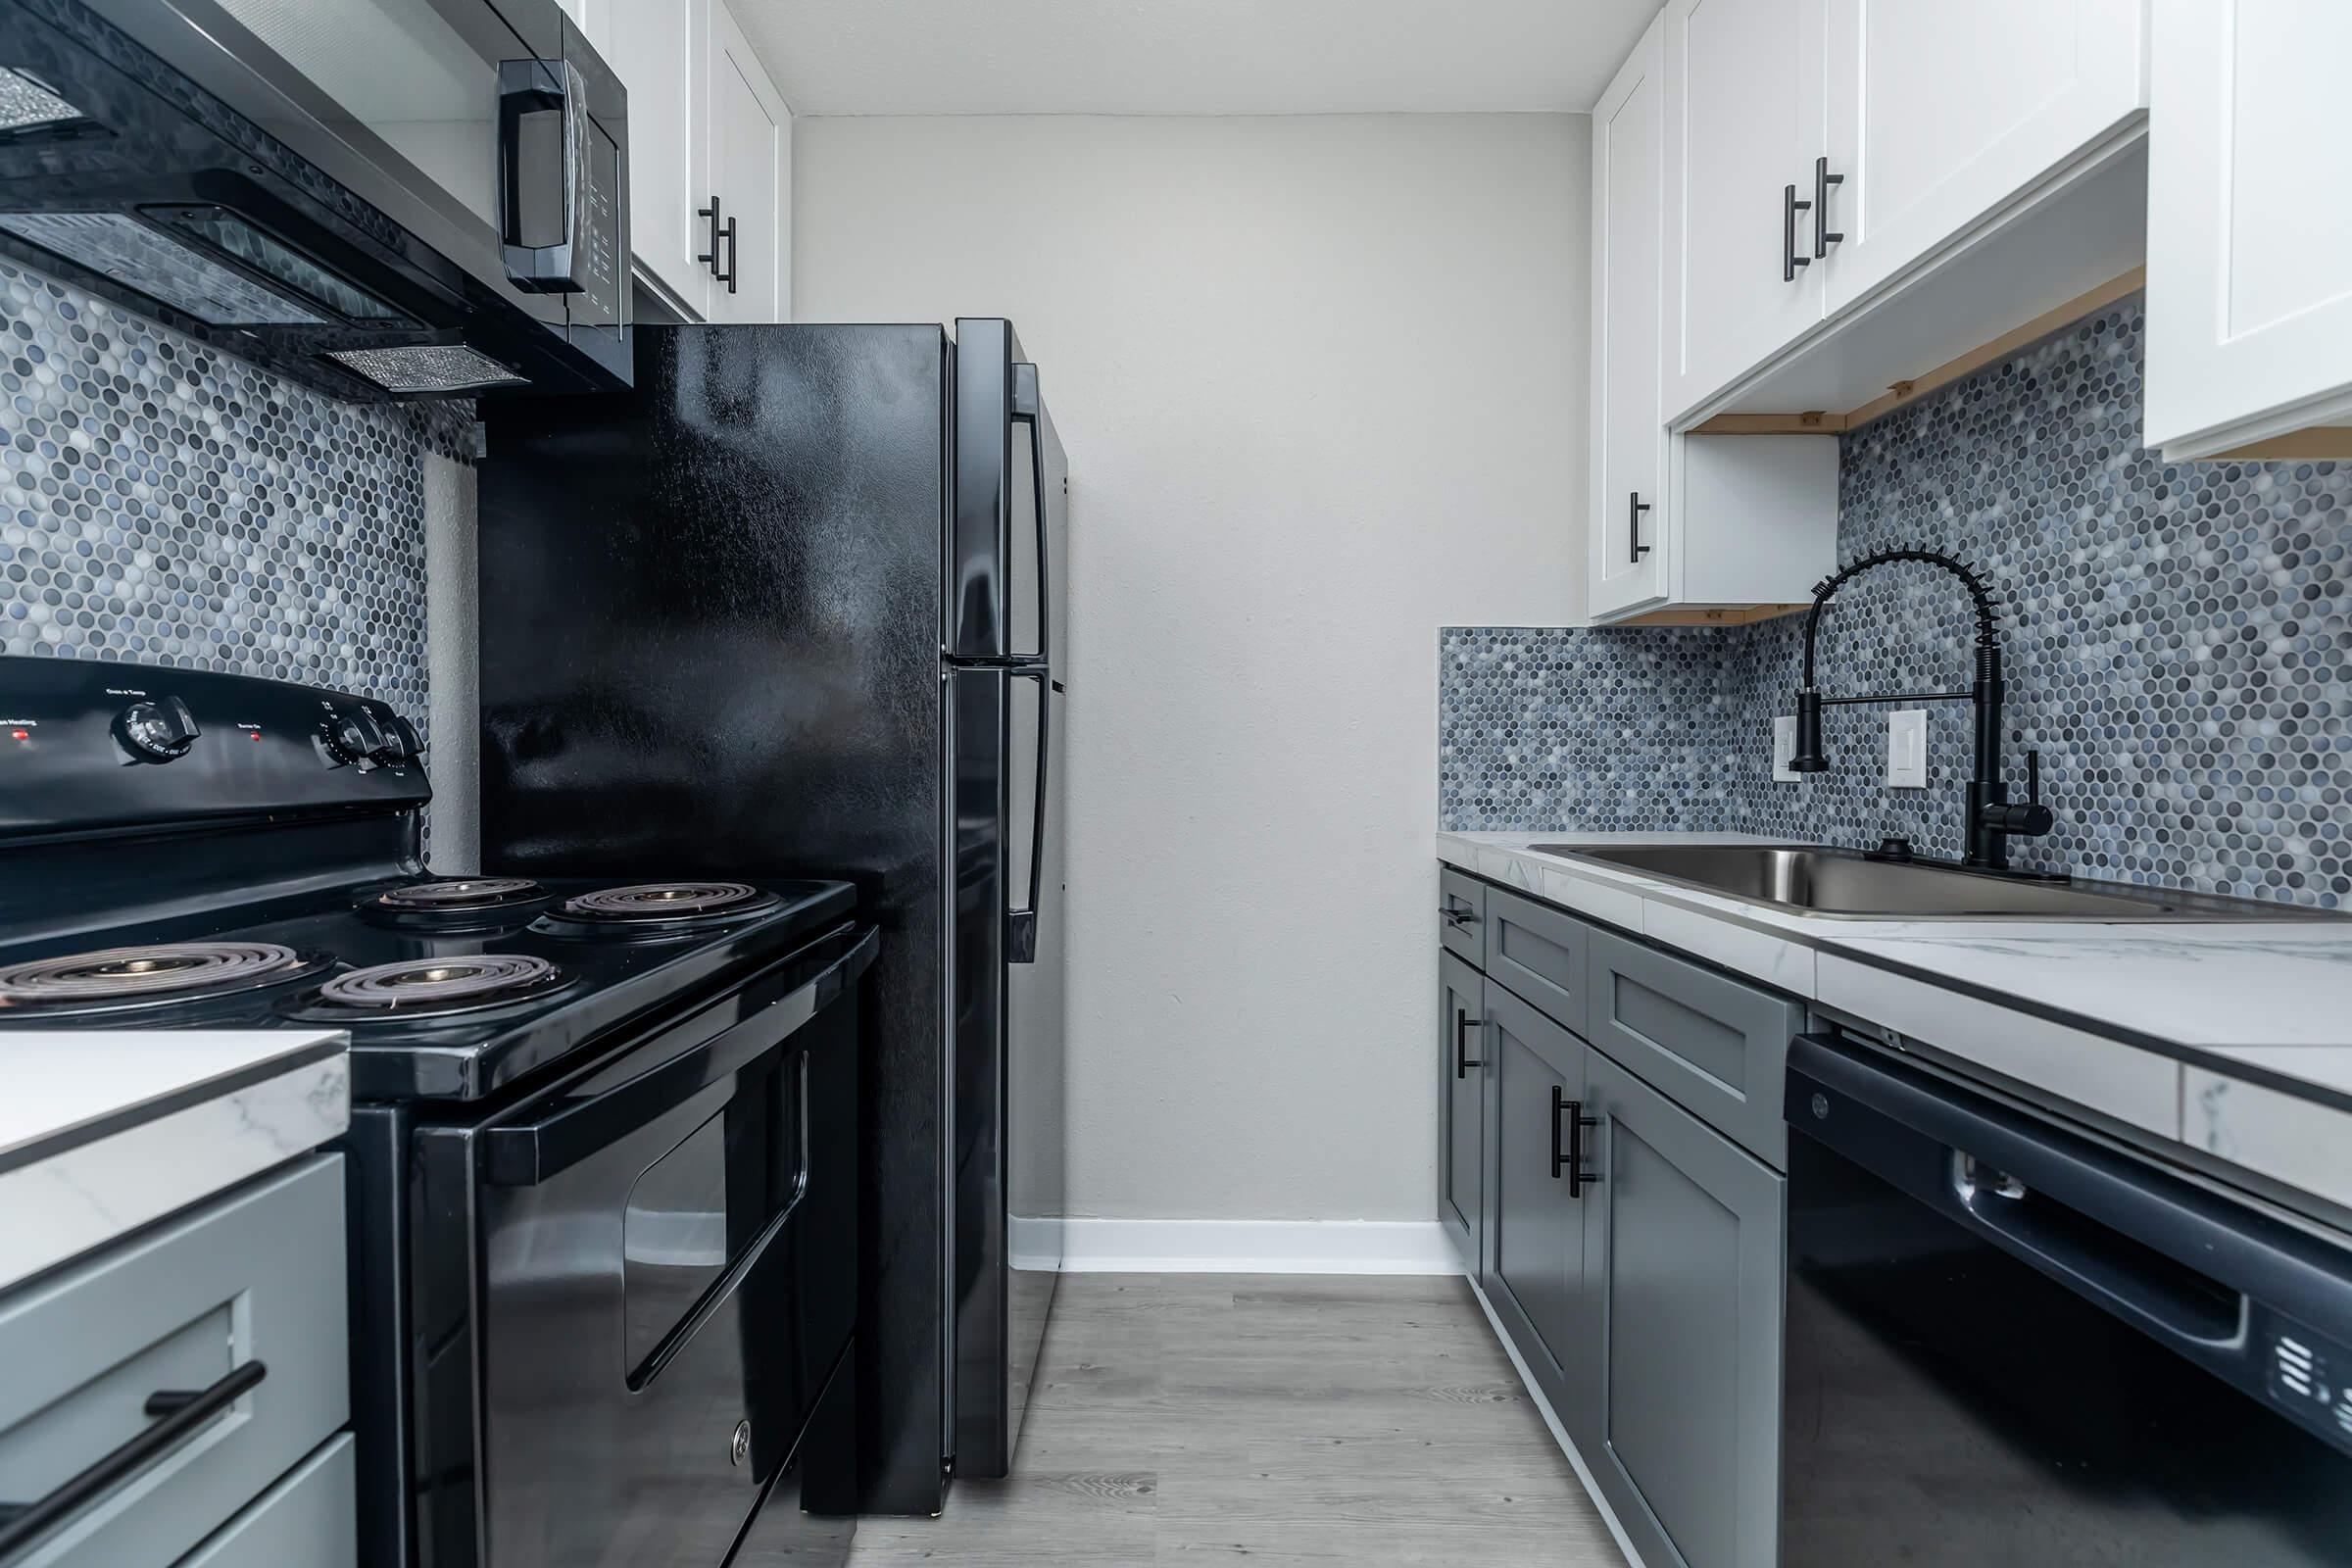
[322,709,387,771]
[117,697,199,761]
[1870,836,1914,862]
[373,713,424,766]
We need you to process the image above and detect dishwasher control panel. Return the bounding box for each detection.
[2260,1306,2352,1455]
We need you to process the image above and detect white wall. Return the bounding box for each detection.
[797,114,1587,1222]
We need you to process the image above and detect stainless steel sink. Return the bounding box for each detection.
[1526,843,2339,922]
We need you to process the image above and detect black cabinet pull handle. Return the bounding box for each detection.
[1814,156,1844,258]
[1454,1010,1483,1078]
[1440,905,1479,928]
[1784,183,1812,281]
[698,200,738,291]
[1629,492,1652,564]
[0,1360,267,1557]
[1551,1088,1601,1195]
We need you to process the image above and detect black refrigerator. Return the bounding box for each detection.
[474,319,1068,1514]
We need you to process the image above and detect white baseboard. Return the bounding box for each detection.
[1026,1217,1459,1275]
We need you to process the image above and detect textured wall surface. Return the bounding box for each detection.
[0,257,461,733]
[1444,302,2352,908]
[798,113,1589,1222]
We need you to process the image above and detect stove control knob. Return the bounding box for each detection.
[322,709,387,771]
[372,713,424,767]
[117,697,200,761]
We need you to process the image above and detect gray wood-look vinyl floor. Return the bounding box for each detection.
[837,1273,1623,1566]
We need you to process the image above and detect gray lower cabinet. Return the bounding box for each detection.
[1582,1048,1785,1568]
[1479,981,1596,1429]
[174,1434,355,1568]
[0,1156,348,1568]
[1438,950,1487,1274]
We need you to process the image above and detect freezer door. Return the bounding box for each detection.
[950,318,1066,664]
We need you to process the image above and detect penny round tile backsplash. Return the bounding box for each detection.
[1443,300,2352,908]
[0,257,465,729]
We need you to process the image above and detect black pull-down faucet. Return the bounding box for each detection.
[1788,548,2056,872]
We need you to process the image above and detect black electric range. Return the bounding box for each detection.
[0,656,867,1568]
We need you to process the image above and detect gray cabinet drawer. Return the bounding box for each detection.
[0,1156,348,1568]
[1587,930,1800,1165]
[1438,952,1486,1276]
[1438,867,1486,965]
[1483,887,1591,1035]
[174,1435,354,1568]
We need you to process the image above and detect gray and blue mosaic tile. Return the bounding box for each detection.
[1443,300,2352,908]
[0,255,462,730]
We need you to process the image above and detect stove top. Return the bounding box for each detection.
[0,875,857,1102]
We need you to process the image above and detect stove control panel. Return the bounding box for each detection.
[0,655,431,838]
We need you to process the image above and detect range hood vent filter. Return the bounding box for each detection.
[325,344,528,395]
[0,67,83,133]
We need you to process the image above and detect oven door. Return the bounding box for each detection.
[452,927,872,1568]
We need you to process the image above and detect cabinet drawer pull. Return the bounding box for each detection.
[1629,492,1652,564]
[1454,1010,1484,1078]
[0,1359,268,1558]
[1440,905,1479,928]
[1783,183,1812,281]
[1551,1088,1601,1196]
[1814,156,1844,258]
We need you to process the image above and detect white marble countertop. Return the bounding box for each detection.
[1439,831,2352,1213]
[1,1031,349,1293]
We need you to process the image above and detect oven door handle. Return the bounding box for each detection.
[481,927,878,1186]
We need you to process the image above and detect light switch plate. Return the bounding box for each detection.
[1886,709,1928,788]
[1773,715,1799,783]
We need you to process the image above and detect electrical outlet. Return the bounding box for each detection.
[1886,709,1928,788]
[1773,715,1799,783]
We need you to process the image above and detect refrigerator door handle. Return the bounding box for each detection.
[1011,363,1051,667]
[1005,668,1051,964]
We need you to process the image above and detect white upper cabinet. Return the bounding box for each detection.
[1590,13,1668,620]
[603,0,711,317]
[2145,0,2352,458]
[1819,0,2146,316]
[1662,0,1827,424]
[593,0,790,322]
[706,2,791,324]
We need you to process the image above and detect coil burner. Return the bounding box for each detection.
[556,882,782,926]
[308,955,572,1016]
[372,878,546,911]
[359,878,552,931]
[0,942,331,1012]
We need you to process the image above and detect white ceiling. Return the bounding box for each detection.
[729,1,1659,118]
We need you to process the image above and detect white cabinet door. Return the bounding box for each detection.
[1820,0,2145,316]
[2146,0,2352,457]
[707,1,790,324]
[605,0,710,317]
[1590,14,1669,621]
[1663,0,1827,423]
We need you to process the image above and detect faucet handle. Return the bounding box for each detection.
[2005,750,2056,837]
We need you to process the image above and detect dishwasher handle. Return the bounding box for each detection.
[1788,1032,2352,1362]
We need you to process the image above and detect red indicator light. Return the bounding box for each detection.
[248,731,262,741]
[9,730,24,741]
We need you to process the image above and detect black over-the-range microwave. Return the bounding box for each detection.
[0,0,629,400]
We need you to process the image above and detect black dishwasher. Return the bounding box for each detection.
[1783,1031,2352,1566]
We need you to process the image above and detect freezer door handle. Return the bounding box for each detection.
[1006,668,1051,964]
[1011,363,1051,667]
